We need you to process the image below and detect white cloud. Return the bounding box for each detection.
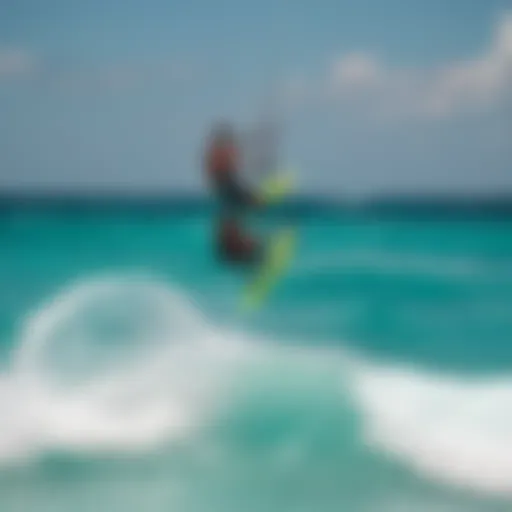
[0,48,36,79]
[424,12,512,116]
[54,57,201,95]
[0,47,198,92]
[330,53,382,89]
[326,12,512,119]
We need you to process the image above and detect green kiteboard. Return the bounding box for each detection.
[241,172,297,312]
[241,228,296,312]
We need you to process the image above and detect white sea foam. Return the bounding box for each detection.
[0,274,511,501]
[0,275,245,462]
[352,361,512,497]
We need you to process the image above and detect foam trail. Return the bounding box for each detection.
[0,275,246,462]
[1,274,512,502]
[352,360,512,497]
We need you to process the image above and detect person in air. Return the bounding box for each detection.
[204,122,263,266]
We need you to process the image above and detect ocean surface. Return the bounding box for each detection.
[0,206,511,512]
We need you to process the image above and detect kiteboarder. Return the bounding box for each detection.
[204,122,263,265]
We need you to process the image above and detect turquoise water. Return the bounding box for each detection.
[0,208,511,512]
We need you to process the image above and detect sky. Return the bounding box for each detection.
[0,0,511,197]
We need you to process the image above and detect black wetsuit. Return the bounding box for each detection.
[211,172,255,212]
[206,141,262,265]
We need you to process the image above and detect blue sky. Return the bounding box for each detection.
[1,0,511,196]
